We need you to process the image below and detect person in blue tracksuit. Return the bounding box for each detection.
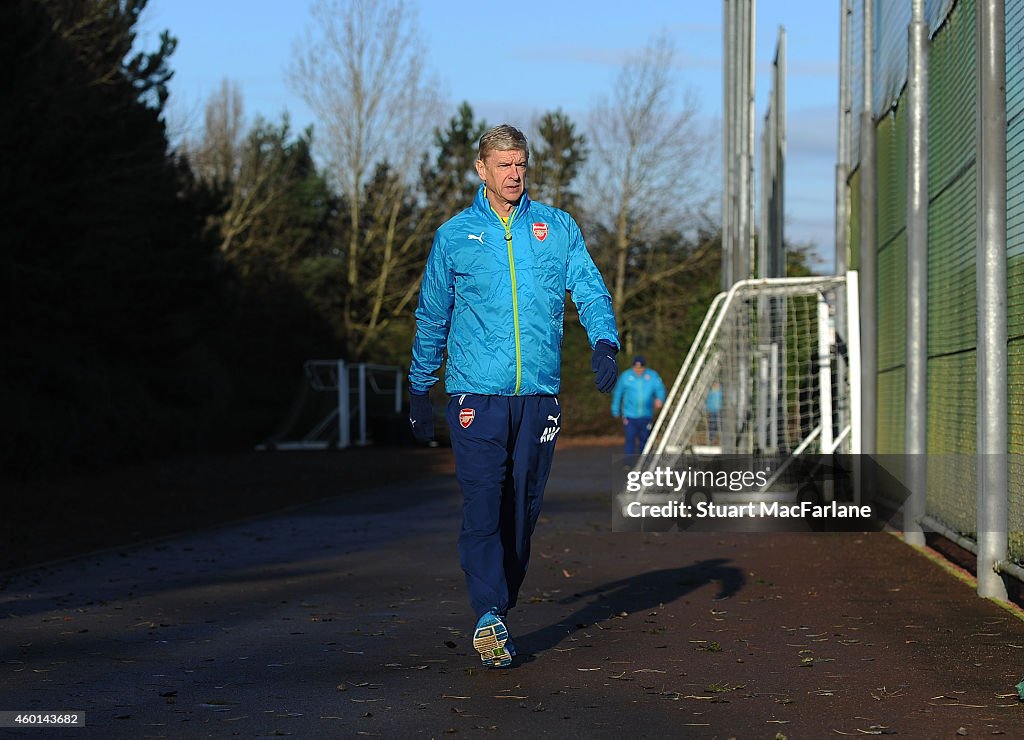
[407,124,619,668]
[706,380,723,444]
[611,356,666,457]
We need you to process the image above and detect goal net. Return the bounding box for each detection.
[635,273,861,483]
[256,360,404,450]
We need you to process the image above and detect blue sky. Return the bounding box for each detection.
[139,0,841,269]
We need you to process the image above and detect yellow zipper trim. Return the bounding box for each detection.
[495,204,522,395]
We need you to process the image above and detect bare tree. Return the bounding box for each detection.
[187,78,245,187]
[288,0,444,356]
[182,82,332,279]
[180,82,279,261]
[215,118,294,264]
[586,36,713,323]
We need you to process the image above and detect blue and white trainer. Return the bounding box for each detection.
[473,609,512,668]
[481,638,516,667]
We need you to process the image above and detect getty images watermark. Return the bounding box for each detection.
[611,456,898,532]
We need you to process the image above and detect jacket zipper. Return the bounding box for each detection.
[502,213,522,395]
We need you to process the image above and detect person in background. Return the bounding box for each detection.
[611,355,666,457]
[706,380,723,445]
[407,124,619,669]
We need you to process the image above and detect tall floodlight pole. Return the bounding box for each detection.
[835,0,851,445]
[904,0,929,547]
[721,0,756,453]
[722,0,756,289]
[722,0,735,289]
[757,28,786,453]
[859,0,877,456]
[769,27,786,451]
[760,111,770,282]
[835,0,850,280]
[771,27,785,279]
[740,0,757,283]
[740,0,756,453]
[975,0,1008,601]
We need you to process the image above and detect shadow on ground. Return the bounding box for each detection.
[517,558,744,656]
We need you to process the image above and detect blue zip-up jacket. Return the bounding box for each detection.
[410,185,618,396]
[611,368,666,419]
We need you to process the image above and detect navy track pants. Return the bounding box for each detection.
[447,394,560,619]
[624,416,652,455]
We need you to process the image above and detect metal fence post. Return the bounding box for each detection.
[836,0,851,281]
[722,0,735,290]
[835,0,852,442]
[337,360,350,449]
[904,0,929,547]
[741,0,757,283]
[975,0,1008,601]
[859,0,878,457]
[357,363,368,446]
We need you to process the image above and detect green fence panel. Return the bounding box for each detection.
[878,231,908,373]
[927,171,977,360]
[1008,344,1024,561]
[920,0,977,538]
[927,0,977,197]
[1007,0,1024,563]
[926,351,977,534]
[876,109,909,249]
[877,367,906,455]
[875,101,908,456]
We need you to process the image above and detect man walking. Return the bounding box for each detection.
[611,355,666,457]
[408,124,619,668]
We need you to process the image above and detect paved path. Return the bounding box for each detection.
[2,446,1024,738]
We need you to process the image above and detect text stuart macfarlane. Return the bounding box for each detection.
[625,500,873,520]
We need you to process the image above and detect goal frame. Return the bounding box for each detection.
[638,272,862,475]
[256,360,404,451]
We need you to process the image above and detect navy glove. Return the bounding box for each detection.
[408,390,434,443]
[591,340,618,393]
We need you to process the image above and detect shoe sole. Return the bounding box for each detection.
[473,616,512,668]
[482,641,515,667]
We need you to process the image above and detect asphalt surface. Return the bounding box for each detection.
[2,445,1024,738]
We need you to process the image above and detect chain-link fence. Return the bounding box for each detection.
[841,0,1022,587]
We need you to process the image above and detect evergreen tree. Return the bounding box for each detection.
[39,0,176,108]
[530,109,588,214]
[212,117,338,276]
[1,0,228,473]
[420,102,487,226]
[186,109,346,426]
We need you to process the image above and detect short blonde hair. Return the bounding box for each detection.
[478,124,529,163]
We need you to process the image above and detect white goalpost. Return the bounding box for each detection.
[256,360,404,451]
[630,273,861,496]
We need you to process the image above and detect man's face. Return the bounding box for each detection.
[633,362,645,375]
[475,148,527,209]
